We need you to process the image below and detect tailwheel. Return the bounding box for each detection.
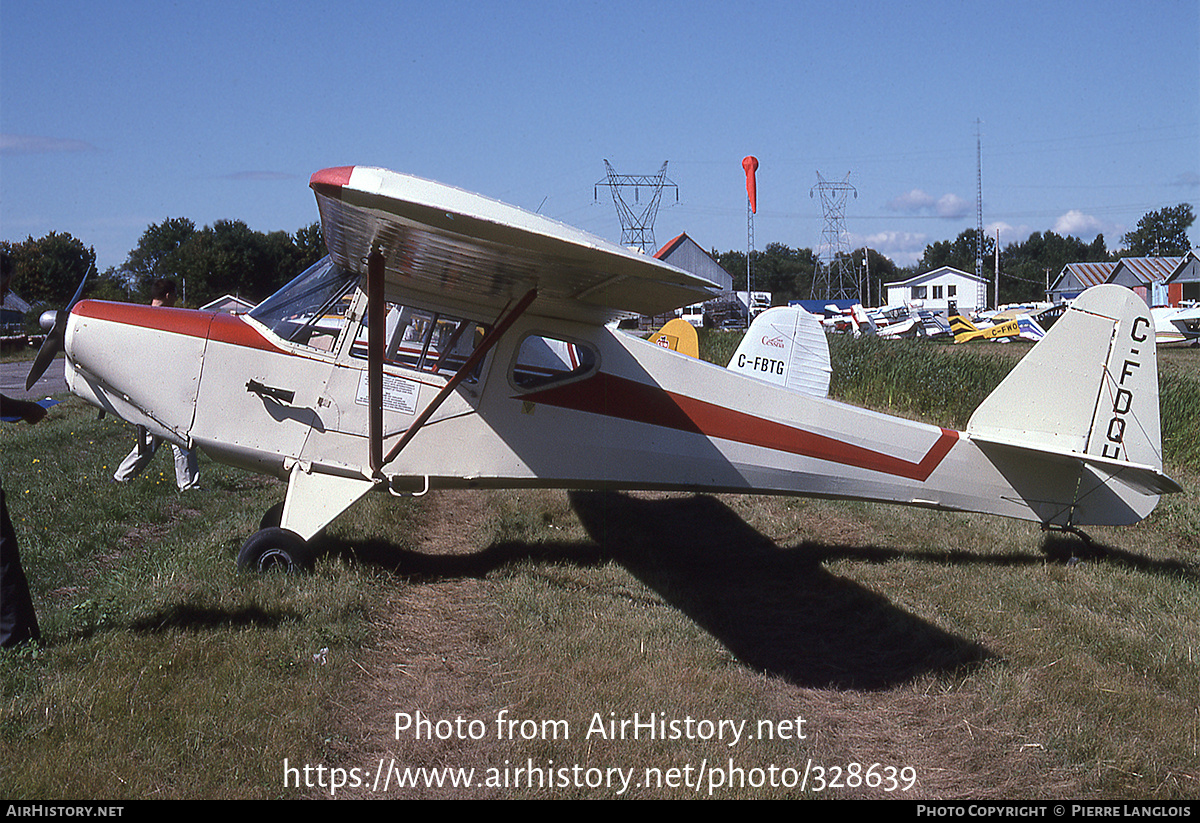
[1040,523,1104,564]
[237,527,314,573]
[1041,522,1094,547]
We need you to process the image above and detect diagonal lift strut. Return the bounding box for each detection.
[366,248,537,477]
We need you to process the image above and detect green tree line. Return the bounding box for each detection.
[712,203,1192,306]
[2,219,324,315]
[3,204,1191,314]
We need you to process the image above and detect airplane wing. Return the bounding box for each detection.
[1167,305,1200,341]
[310,166,720,324]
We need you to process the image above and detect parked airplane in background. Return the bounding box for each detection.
[950,304,1066,344]
[1153,303,1200,345]
[950,314,1029,344]
[29,166,1182,570]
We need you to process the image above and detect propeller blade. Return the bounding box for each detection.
[25,269,88,390]
[26,326,62,391]
[26,311,65,390]
[66,269,90,310]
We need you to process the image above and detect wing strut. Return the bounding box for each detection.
[367,273,538,478]
[368,249,386,473]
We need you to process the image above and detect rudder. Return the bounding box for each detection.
[966,284,1179,524]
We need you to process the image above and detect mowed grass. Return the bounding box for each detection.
[2,337,1197,799]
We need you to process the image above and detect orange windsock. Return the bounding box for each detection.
[742,156,759,213]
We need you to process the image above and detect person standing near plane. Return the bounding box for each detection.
[1,250,45,647]
[112,279,200,490]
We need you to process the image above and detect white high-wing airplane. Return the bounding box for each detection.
[33,166,1182,570]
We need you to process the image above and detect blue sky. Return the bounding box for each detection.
[2,0,1197,274]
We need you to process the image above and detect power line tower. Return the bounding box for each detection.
[975,120,988,309]
[595,160,677,253]
[809,171,858,301]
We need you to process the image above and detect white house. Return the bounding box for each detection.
[884,267,988,315]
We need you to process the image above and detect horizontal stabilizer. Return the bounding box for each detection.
[969,435,1182,497]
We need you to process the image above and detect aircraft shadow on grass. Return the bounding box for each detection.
[316,492,1008,691]
[116,493,1188,689]
[564,491,991,692]
[317,491,1196,690]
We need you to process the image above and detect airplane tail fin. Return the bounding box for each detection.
[949,315,980,343]
[967,284,1180,524]
[648,317,699,358]
[850,304,877,336]
[727,306,831,397]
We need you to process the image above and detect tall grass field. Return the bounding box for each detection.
[2,336,1197,799]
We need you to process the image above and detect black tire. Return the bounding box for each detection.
[259,501,284,530]
[237,527,313,573]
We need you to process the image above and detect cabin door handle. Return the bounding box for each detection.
[246,379,296,404]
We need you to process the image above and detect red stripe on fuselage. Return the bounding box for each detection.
[72,300,281,352]
[521,371,958,481]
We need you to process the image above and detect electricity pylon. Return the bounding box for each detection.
[810,171,858,301]
[595,160,677,253]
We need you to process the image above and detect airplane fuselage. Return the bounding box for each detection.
[64,278,1163,545]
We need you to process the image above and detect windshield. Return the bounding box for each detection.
[250,256,359,348]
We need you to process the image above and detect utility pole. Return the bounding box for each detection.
[862,248,871,307]
[994,227,1000,309]
[595,160,677,253]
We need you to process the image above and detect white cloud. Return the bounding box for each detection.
[886,189,936,212]
[935,193,971,219]
[0,133,97,155]
[854,230,929,266]
[988,221,1033,245]
[1051,210,1121,241]
[885,188,971,219]
[1053,210,1101,237]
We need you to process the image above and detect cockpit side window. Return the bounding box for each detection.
[349,303,488,381]
[510,333,598,391]
[249,256,358,351]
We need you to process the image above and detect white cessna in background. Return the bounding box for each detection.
[30,166,1181,570]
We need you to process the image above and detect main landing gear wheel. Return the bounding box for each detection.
[237,527,314,573]
[259,501,284,530]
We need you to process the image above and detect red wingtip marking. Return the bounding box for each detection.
[309,166,355,194]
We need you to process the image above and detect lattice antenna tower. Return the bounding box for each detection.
[594,160,677,253]
[975,120,987,308]
[809,171,858,301]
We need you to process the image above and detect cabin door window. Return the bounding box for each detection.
[350,304,488,382]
